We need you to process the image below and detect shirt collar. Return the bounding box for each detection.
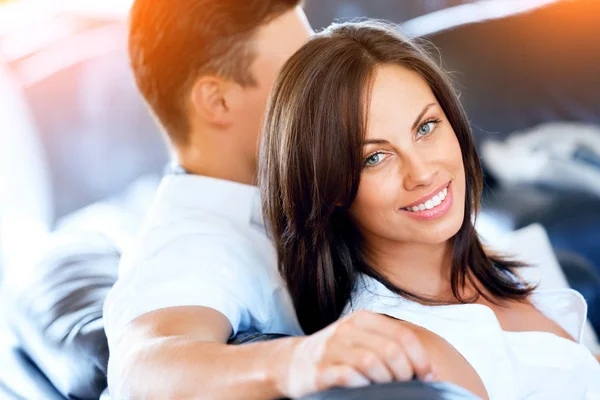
[155,173,263,227]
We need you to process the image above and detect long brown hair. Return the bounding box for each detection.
[259,21,533,335]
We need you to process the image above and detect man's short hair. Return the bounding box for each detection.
[129,0,302,144]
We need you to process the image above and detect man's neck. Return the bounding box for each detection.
[176,138,257,186]
[180,160,257,186]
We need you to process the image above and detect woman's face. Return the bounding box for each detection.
[349,64,466,247]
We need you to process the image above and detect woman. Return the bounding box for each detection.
[259,20,600,399]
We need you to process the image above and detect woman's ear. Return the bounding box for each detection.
[190,76,232,128]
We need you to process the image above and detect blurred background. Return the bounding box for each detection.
[0,1,600,398]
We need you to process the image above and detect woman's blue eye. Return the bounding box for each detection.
[364,152,384,166]
[418,121,436,137]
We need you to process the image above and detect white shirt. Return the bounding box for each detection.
[343,274,600,400]
[103,174,302,349]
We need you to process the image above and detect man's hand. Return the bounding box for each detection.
[110,307,486,400]
[277,310,436,398]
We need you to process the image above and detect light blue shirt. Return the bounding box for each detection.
[103,174,303,349]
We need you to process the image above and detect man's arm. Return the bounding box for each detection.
[108,306,299,399]
[107,308,444,400]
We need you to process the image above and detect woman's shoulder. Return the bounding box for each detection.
[403,321,489,400]
[528,287,588,343]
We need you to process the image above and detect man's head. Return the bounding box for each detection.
[129,0,312,182]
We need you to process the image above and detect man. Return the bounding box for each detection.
[105,1,439,399]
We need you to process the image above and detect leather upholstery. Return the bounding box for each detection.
[301,381,477,400]
[2,231,118,399]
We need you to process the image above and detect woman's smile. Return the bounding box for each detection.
[399,181,453,221]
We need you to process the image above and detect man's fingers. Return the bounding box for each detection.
[324,339,394,384]
[345,329,416,381]
[349,311,436,381]
[395,326,436,381]
[315,365,371,392]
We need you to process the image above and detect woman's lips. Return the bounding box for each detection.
[400,182,453,221]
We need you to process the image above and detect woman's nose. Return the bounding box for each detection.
[402,153,439,192]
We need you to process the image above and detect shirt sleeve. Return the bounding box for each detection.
[103,231,265,348]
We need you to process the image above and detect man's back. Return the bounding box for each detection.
[104,174,302,348]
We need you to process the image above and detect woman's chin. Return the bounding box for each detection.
[403,220,463,246]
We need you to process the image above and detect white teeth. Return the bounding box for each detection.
[403,186,449,212]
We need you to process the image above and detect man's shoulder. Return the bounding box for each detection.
[127,212,268,262]
[117,173,274,274]
[144,207,243,240]
[121,205,273,275]
[138,173,255,231]
[143,174,262,238]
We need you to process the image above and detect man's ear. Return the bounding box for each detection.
[190,76,233,127]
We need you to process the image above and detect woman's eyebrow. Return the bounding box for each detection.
[362,103,438,146]
[411,103,436,131]
[363,138,389,146]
